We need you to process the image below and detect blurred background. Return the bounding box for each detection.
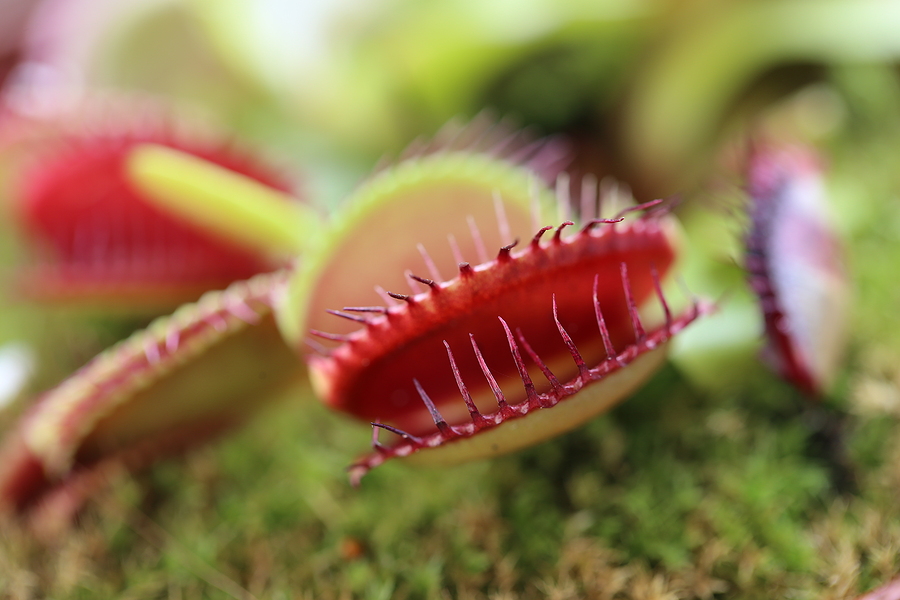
[5,0,900,200]
[2,0,900,598]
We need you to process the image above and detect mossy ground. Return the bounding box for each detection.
[4,353,900,599]
[2,135,900,600]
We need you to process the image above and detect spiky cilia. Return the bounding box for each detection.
[0,117,569,529]
[306,198,711,483]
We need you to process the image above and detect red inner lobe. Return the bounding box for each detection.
[17,133,293,299]
[323,222,676,435]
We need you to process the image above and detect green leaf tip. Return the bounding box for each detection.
[127,143,322,258]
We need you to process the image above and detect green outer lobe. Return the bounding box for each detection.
[278,152,558,349]
[19,270,301,479]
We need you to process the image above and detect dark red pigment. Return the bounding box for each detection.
[310,215,677,435]
[16,127,294,304]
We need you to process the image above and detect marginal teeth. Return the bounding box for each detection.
[443,340,485,425]
[439,263,668,426]
[552,295,589,383]
[496,239,518,263]
[405,270,425,293]
[498,317,542,408]
[342,306,389,315]
[530,226,553,249]
[375,285,397,306]
[309,329,352,342]
[386,291,414,304]
[369,421,390,452]
[592,274,621,366]
[371,421,422,445]
[649,263,673,332]
[408,273,438,290]
[413,379,455,437]
[613,197,664,221]
[619,263,646,341]
[552,221,574,244]
[350,300,710,485]
[458,263,474,278]
[470,334,514,418]
[326,309,370,324]
[330,218,691,471]
[580,217,623,235]
[515,328,563,395]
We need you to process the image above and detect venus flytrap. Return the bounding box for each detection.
[2,98,304,312]
[0,270,301,535]
[0,100,324,532]
[0,118,716,531]
[744,144,850,398]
